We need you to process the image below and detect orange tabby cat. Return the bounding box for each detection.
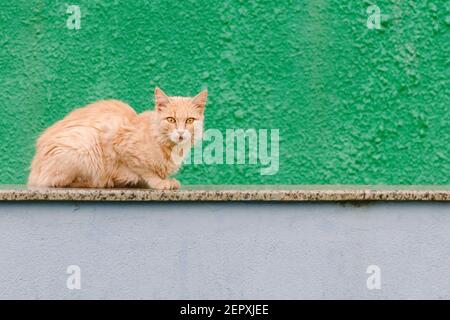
[28,88,207,189]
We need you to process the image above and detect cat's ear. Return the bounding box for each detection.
[191,89,208,112]
[155,87,170,111]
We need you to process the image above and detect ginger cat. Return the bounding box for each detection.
[28,88,207,189]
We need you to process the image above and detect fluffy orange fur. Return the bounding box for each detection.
[28,88,207,189]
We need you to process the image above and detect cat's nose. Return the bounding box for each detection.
[176,131,184,141]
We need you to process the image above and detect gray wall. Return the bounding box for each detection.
[0,202,449,299]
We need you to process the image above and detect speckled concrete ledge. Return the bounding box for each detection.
[0,185,449,201]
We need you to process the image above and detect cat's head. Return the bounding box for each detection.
[154,87,207,146]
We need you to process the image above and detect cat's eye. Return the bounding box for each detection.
[166,117,176,123]
[186,118,195,124]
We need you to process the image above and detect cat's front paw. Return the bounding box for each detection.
[153,179,180,190]
[169,179,181,190]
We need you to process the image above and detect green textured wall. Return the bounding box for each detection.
[0,0,449,185]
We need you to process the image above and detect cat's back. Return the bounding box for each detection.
[62,99,137,123]
[39,100,137,140]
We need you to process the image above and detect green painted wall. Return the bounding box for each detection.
[0,0,449,185]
